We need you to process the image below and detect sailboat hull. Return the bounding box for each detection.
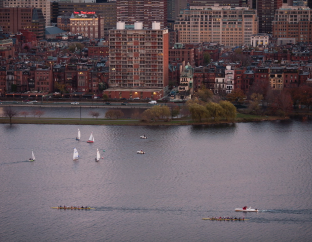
[87,141,94,143]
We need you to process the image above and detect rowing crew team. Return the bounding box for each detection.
[211,217,245,221]
[58,206,90,209]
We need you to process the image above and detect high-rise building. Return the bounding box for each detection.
[0,7,45,39]
[273,4,312,43]
[3,0,51,26]
[175,5,258,46]
[256,0,283,34]
[109,21,169,89]
[189,0,243,7]
[167,0,188,21]
[117,0,167,29]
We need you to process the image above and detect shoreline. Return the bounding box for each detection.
[0,115,291,126]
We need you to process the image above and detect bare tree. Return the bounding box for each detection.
[3,107,18,125]
[89,111,100,119]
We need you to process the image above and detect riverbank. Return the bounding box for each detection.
[0,113,290,126]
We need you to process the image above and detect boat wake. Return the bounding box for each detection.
[261,209,312,215]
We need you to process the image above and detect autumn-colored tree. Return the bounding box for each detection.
[290,85,312,109]
[141,105,171,122]
[205,102,224,122]
[247,93,263,115]
[268,91,293,116]
[32,110,45,118]
[226,89,246,104]
[105,110,124,119]
[89,111,100,119]
[20,111,29,118]
[188,103,209,122]
[219,101,237,121]
[197,86,213,102]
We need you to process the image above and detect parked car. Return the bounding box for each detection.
[71,102,79,105]
[133,97,140,100]
[148,100,157,104]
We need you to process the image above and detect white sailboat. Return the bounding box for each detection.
[73,148,79,161]
[95,148,100,162]
[29,150,35,161]
[87,132,94,143]
[76,129,81,141]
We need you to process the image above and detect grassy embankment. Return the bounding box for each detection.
[0,113,288,126]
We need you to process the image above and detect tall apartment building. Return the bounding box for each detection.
[3,0,50,26]
[273,4,312,43]
[167,0,188,21]
[257,0,283,34]
[109,21,169,89]
[117,0,167,29]
[174,5,258,47]
[70,13,105,39]
[0,7,45,39]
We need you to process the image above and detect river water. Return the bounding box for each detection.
[0,118,311,241]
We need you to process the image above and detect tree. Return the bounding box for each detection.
[141,105,171,122]
[20,111,29,118]
[247,93,263,115]
[219,101,236,121]
[226,89,246,104]
[102,94,108,101]
[205,102,223,122]
[31,110,45,118]
[89,111,100,119]
[197,86,213,102]
[188,103,209,122]
[3,107,18,125]
[105,109,124,119]
[203,52,211,65]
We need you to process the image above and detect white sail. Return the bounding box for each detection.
[77,129,81,140]
[31,150,35,161]
[96,148,100,161]
[73,148,79,160]
[88,132,94,142]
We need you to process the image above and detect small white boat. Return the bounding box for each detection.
[235,206,258,212]
[76,129,81,141]
[87,132,94,143]
[95,148,100,162]
[29,150,35,161]
[137,150,145,154]
[140,135,147,139]
[73,148,79,161]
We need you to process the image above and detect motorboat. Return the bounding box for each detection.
[235,206,258,212]
[140,135,147,139]
[137,150,145,154]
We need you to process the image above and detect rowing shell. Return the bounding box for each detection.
[51,207,95,210]
[202,218,249,221]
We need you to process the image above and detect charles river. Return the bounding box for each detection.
[0,106,311,242]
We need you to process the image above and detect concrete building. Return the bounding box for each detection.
[117,0,167,29]
[51,1,116,35]
[3,0,51,26]
[251,33,270,47]
[273,4,312,43]
[70,13,105,39]
[174,4,258,47]
[0,7,45,39]
[257,0,283,34]
[108,21,169,98]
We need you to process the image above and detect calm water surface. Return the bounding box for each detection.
[0,120,311,242]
